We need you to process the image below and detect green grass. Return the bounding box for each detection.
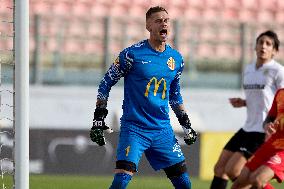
[29,175,283,189]
[1,175,283,189]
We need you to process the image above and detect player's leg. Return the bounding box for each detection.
[225,130,265,181]
[210,129,247,189]
[164,160,191,189]
[231,167,252,189]
[234,139,280,189]
[224,152,247,180]
[145,128,191,189]
[248,165,274,189]
[210,149,233,189]
[249,150,284,189]
[109,124,151,189]
[109,170,133,189]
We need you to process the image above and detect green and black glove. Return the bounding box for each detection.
[90,108,111,146]
[178,113,197,145]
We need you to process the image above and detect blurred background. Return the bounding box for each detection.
[1,0,284,185]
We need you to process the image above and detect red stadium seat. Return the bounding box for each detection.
[275,11,284,24]
[42,37,58,52]
[218,25,240,43]
[257,10,275,23]
[128,6,146,19]
[169,0,188,9]
[216,44,234,59]
[0,0,12,15]
[241,0,258,11]
[197,44,216,58]
[65,18,88,37]
[166,7,183,19]
[115,0,131,9]
[277,0,284,10]
[94,0,113,7]
[221,8,239,21]
[87,18,105,38]
[178,43,190,57]
[223,0,241,9]
[184,7,203,21]
[137,0,152,7]
[90,4,108,17]
[238,9,257,23]
[127,19,146,41]
[71,1,91,17]
[40,18,59,37]
[30,1,52,15]
[202,9,220,21]
[63,40,84,54]
[84,40,104,54]
[258,0,277,11]
[0,38,13,51]
[199,27,217,42]
[0,21,13,37]
[108,4,127,17]
[51,1,72,16]
[204,0,223,10]
[187,0,205,9]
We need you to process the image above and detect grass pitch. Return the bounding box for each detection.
[1,174,282,188]
[28,175,282,189]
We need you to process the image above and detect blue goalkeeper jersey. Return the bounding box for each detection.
[97,40,184,130]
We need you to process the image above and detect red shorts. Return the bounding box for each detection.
[246,137,284,183]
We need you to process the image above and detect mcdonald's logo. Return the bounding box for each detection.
[144,77,167,99]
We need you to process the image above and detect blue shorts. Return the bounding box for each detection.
[116,123,185,171]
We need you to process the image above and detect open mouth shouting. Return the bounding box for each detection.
[159,28,168,40]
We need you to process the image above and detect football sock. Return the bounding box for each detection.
[109,173,132,189]
[169,172,191,189]
[210,176,228,189]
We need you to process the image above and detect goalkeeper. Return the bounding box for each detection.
[90,6,197,189]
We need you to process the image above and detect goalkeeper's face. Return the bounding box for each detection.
[146,11,170,43]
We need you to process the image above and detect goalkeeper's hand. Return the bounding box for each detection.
[90,107,112,146]
[178,113,197,145]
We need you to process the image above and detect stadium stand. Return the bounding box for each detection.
[187,0,205,10]
[223,0,241,10]
[184,7,203,21]
[1,0,283,75]
[205,0,223,10]
[258,0,277,12]
[241,0,258,11]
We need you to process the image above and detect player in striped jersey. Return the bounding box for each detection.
[210,30,284,189]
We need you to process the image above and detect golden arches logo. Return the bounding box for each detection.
[144,77,166,99]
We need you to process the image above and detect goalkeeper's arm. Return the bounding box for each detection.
[171,104,197,145]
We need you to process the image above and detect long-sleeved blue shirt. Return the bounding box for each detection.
[98,39,184,130]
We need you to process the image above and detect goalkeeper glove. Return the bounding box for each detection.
[178,113,197,145]
[90,107,111,146]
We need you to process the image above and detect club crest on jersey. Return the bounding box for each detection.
[167,57,175,70]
